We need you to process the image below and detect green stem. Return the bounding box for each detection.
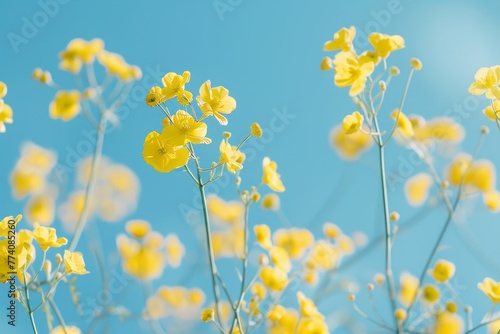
[68,115,106,251]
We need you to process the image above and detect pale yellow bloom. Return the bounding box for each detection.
[197,80,236,125]
[162,110,211,145]
[410,58,423,70]
[31,226,67,251]
[309,240,339,270]
[469,66,500,99]
[391,109,414,137]
[330,125,373,160]
[251,122,263,138]
[125,220,150,239]
[342,111,364,134]
[487,313,500,334]
[333,51,374,96]
[274,228,313,259]
[254,224,272,249]
[399,272,419,306]
[25,194,55,226]
[269,246,291,272]
[261,193,280,210]
[320,57,332,71]
[64,250,89,275]
[18,142,57,174]
[484,100,500,122]
[323,223,341,239]
[165,234,185,268]
[219,140,245,173]
[368,33,405,58]
[260,266,288,291]
[51,325,81,334]
[262,157,285,192]
[422,284,440,304]
[10,169,45,199]
[430,259,455,283]
[296,318,329,334]
[394,309,407,322]
[251,282,267,300]
[267,306,298,334]
[434,312,463,334]
[478,277,500,303]
[324,26,356,52]
[207,194,244,225]
[484,190,500,212]
[50,91,81,121]
[404,173,433,207]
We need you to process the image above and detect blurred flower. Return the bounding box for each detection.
[165,234,185,268]
[404,173,433,207]
[391,109,414,137]
[262,157,285,192]
[399,272,419,306]
[260,266,288,291]
[254,224,272,249]
[330,125,373,160]
[51,326,81,334]
[98,50,141,81]
[434,311,463,334]
[117,232,164,280]
[422,284,440,304]
[197,80,237,125]
[484,190,500,212]
[469,66,500,99]
[484,101,500,122]
[59,38,104,73]
[478,277,500,303]
[430,259,455,283]
[410,58,423,70]
[49,90,81,121]
[309,240,339,270]
[10,169,45,199]
[207,194,244,225]
[25,194,55,226]
[125,220,150,239]
[324,26,356,52]
[269,246,291,272]
[261,193,280,210]
[274,228,313,259]
[320,57,333,71]
[267,305,298,334]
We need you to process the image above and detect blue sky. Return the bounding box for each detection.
[2,0,500,333]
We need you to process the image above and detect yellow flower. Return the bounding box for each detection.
[410,58,423,71]
[487,313,500,334]
[333,51,374,96]
[297,292,323,319]
[201,308,215,322]
[309,240,339,270]
[64,250,89,275]
[423,284,440,304]
[330,125,373,160]
[254,224,272,249]
[196,80,236,125]
[260,266,288,291]
[391,109,414,137]
[337,234,354,255]
[484,101,500,122]
[434,312,463,334]
[117,234,165,280]
[165,234,185,268]
[162,110,211,145]
[50,90,81,121]
[0,81,7,98]
[142,131,190,172]
[25,195,55,226]
[267,306,298,334]
[465,160,496,192]
[261,193,280,210]
[219,140,244,173]
[0,98,13,133]
[18,142,57,174]
[207,195,244,225]
[51,325,81,334]
[399,272,419,306]
[430,259,455,283]
[478,277,500,303]
[251,282,267,300]
[368,32,405,58]
[404,173,433,207]
[10,169,45,199]
[31,226,67,251]
[411,117,464,144]
[262,157,285,192]
[144,295,168,319]
[126,220,150,239]
[0,215,22,237]
[98,51,141,81]
[145,86,165,107]
[274,228,313,259]
[324,26,356,52]
[342,111,364,134]
[269,246,291,272]
[484,190,500,212]
[161,71,193,105]
[320,57,332,71]
[394,309,407,322]
[296,318,329,334]
[251,122,263,138]
[469,66,500,99]
[59,38,104,73]
[323,222,341,239]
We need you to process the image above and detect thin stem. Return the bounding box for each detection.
[24,269,39,334]
[68,115,106,251]
[48,298,68,334]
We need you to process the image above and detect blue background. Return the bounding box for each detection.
[1,0,500,333]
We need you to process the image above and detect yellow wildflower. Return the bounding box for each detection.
[368,32,405,58]
[478,277,500,303]
[330,125,373,160]
[145,86,165,106]
[469,66,500,99]
[251,282,267,300]
[269,246,291,272]
[165,234,185,268]
[51,325,81,334]
[484,100,500,122]
[391,109,414,137]
[64,250,89,275]
[323,222,341,239]
[404,173,433,207]
[31,226,67,251]
[251,122,263,138]
[59,38,103,73]
[320,57,332,71]
[324,26,356,52]
[254,224,272,249]
[430,259,455,283]
[207,194,244,225]
[484,190,500,212]
[296,318,329,334]
[260,266,288,291]
[434,312,463,334]
[125,220,150,239]
[196,80,236,125]
[394,309,407,322]
[161,71,193,105]
[423,284,440,304]
[274,228,313,259]
[18,142,57,174]
[219,139,245,173]
[262,157,285,192]
[10,169,45,199]
[342,111,364,134]
[267,306,298,334]
[117,234,164,280]
[25,194,55,226]
[399,272,419,306]
[201,309,215,322]
[98,51,140,81]
[261,193,280,210]
[333,51,374,96]
[142,131,190,172]
[310,240,339,270]
[49,90,81,121]
[410,57,423,70]
[0,215,22,237]
[162,110,211,145]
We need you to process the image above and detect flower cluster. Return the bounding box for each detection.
[0,80,13,133]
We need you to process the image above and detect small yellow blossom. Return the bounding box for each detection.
[446,301,458,313]
[142,131,190,173]
[404,173,433,207]
[219,140,245,173]
[262,157,285,192]
[261,193,280,210]
[391,109,414,137]
[333,51,374,96]
[251,122,263,138]
[10,169,45,199]
[269,246,292,272]
[423,284,440,304]
[98,51,140,81]
[487,313,500,334]
[162,110,211,145]
[260,266,288,291]
[274,228,313,259]
[126,220,150,239]
[201,308,215,322]
[296,318,329,334]
[478,277,500,303]
[207,195,244,225]
[254,224,272,249]
[394,309,407,322]
[25,195,55,226]
[324,26,356,52]
[251,282,267,300]
[390,66,400,76]
[342,111,364,134]
[399,272,419,306]
[50,90,81,121]
[31,226,67,251]
[145,86,165,106]
[469,66,500,99]
[196,80,236,125]
[310,240,339,270]
[430,259,455,283]
[323,222,341,239]
[434,311,463,334]
[484,190,500,212]
[368,33,405,58]
[117,234,164,280]
[484,100,500,122]
[0,81,7,98]
[18,142,57,174]
[267,306,298,334]
[64,250,89,275]
[161,71,193,105]
[51,325,81,334]
[410,58,423,70]
[330,125,373,160]
[59,38,104,73]
[165,234,185,268]
[320,57,332,71]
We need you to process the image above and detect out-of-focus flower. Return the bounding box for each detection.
[430,259,455,283]
[399,272,419,306]
[117,232,164,280]
[309,240,339,270]
[330,125,373,160]
[126,220,150,239]
[254,224,272,249]
[260,266,288,291]
[391,109,414,137]
[251,122,263,138]
[423,284,440,304]
[320,57,332,71]
[25,194,55,226]
[484,190,500,212]
[98,50,141,81]
[404,173,433,207]
[267,305,298,334]
[324,26,356,52]
[434,311,463,334]
[261,193,280,211]
[478,277,500,303]
[49,90,81,121]
[410,58,423,71]
[196,80,236,125]
[165,234,185,268]
[0,81,13,133]
[51,326,81,334]
[262,157,285,192]
[59,38,104,73]
[269,246,291,272]
[207,194,244,225]
[469,66,500,99]
[274,228,313,259]
[446,154,496,193]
